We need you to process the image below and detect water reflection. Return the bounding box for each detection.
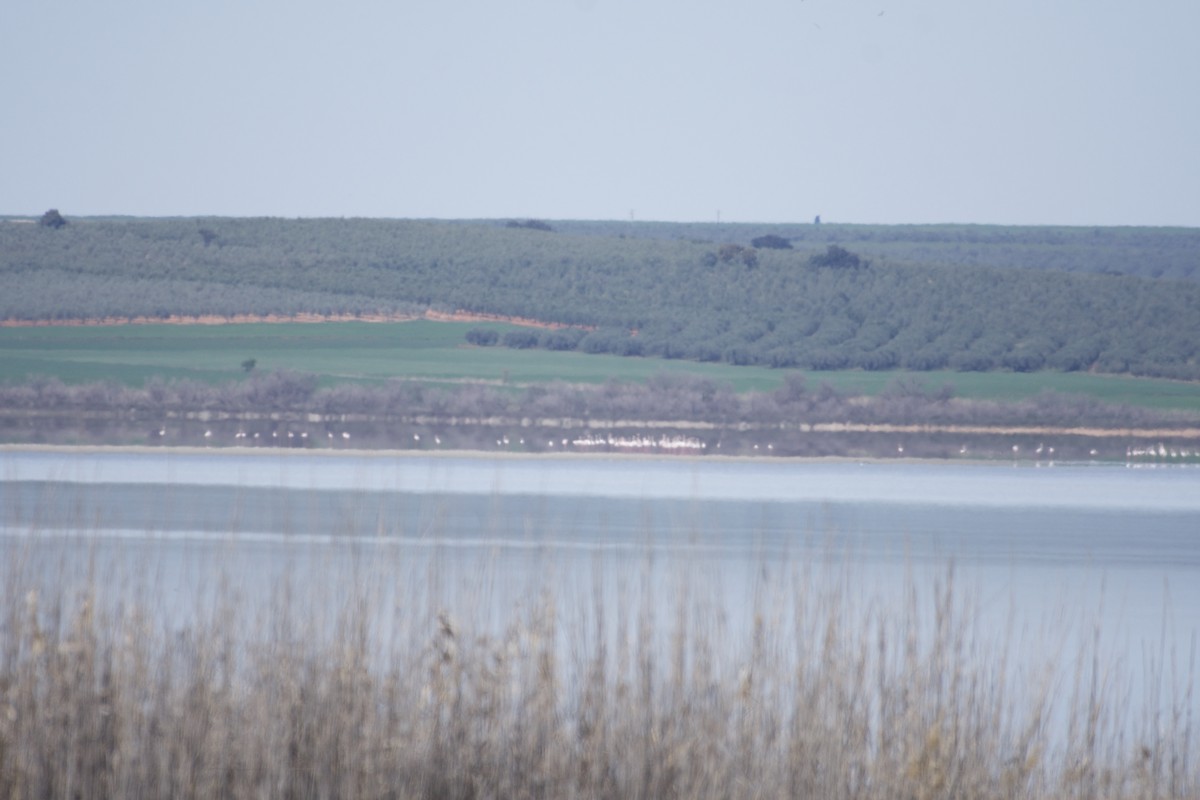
[2,448,1197,741]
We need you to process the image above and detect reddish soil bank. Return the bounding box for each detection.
[0,310,580,330]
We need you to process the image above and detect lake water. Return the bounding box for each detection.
[3,447,1198,731]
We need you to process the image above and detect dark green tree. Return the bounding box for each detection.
[502,330,540,349]
[39,209,67,229]
[505,219,554,232]
[465,328,499,346]
[751,234,792,249]
[809,244,866,269]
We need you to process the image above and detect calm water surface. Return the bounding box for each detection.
[3,448,1198,724]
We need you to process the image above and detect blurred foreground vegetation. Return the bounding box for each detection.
[1,545,1194,799]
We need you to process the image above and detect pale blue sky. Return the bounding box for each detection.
[4,0,1198,225]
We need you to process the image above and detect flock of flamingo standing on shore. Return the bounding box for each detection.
[145,426,1200,463]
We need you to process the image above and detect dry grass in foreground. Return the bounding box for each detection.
[0,548,1195,800]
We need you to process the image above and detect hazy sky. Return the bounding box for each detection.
[4,0,1198,226]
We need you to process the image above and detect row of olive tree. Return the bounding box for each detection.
[4,217,1198,378]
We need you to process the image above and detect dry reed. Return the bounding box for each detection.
[0,534,1195,800]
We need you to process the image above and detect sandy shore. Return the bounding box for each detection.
[0,442,1132,467]
[0,442,810,462]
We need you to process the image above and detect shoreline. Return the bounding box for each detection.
[0,442,900,463]
[3,406,1198,441]
[0,442,1171,468]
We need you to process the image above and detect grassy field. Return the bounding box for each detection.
[0,321,785,392]
[3,320,1200,411]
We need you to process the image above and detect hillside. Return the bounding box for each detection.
[3,216,1198,379]
[552,220,1200,282]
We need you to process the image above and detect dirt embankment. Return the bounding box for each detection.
[422,310,586,330]
[0,310,579,329]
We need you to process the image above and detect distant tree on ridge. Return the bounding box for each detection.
[39,209,67,229]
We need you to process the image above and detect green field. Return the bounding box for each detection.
[3,321,1199,411]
